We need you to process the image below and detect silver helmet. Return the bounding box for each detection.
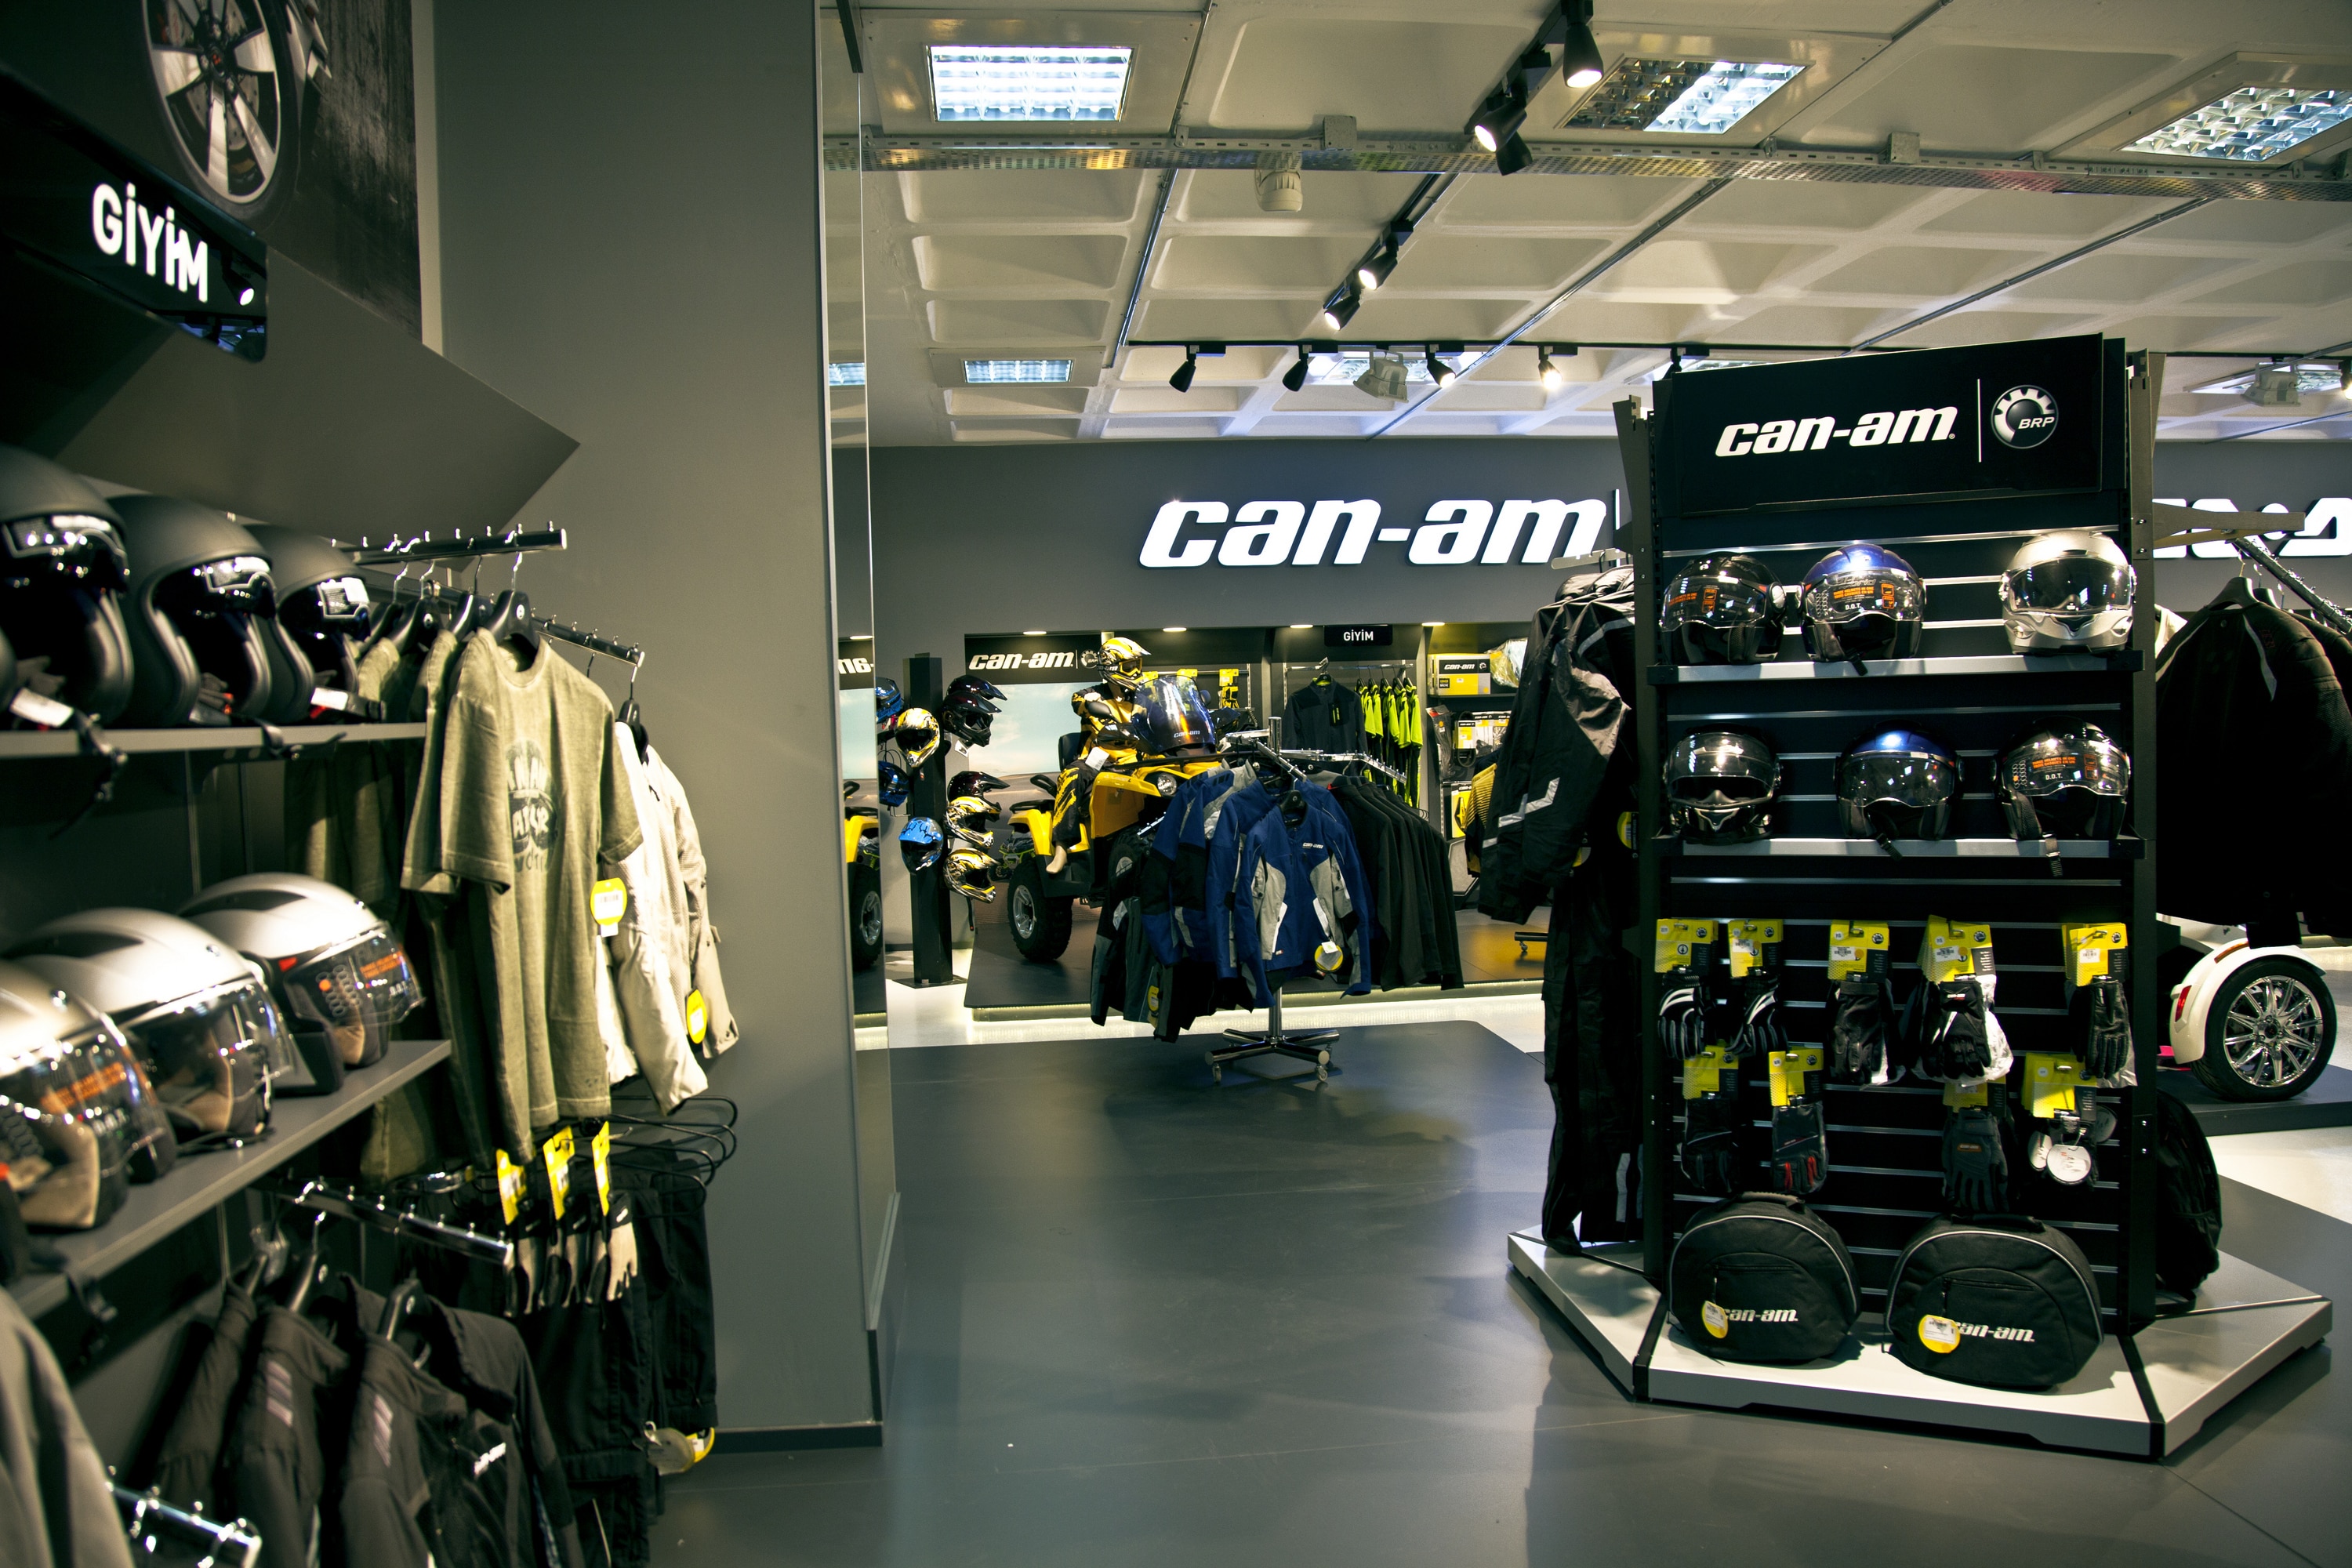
[5,908,288,1142]
[180,873,421,1088]
[0,960,151,1227]
[2000,530,2134,654]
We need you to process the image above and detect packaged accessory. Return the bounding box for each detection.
[2060,923,2135,1086]
[1836,729,1958,849]
[1725,920,1784,1057]
[1998,529,2134,655]
[1661,553,1784,665]
[1800,543,1926,668]
[1664,730,1780,844]
[0,444,135,726]
[1769,1098,1828,1196]
[1668,1192,1859,1363]
[1887,1215,2103,1388]
[1825,922,1897,1084]
[1653,920,1719,1062]
[1906,918,2009,1083]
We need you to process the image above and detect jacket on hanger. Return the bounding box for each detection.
[1233,782,1371,999]
[641,747,739,1057]
[602,725,710,1109]
[1283,678,1363,752]
[0,1291,129,1568]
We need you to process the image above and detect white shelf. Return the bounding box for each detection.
[1675,838,2122,858]
[1658,653,2125,684]
[0,723,426,760]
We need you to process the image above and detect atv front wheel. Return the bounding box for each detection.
[1007,855,1074,963]
[848,859,884,971]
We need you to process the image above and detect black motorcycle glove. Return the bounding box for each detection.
[1769,1098,1829,1196]
[1923,978,1993,1080]
[1941,1105,2008,1214]
[2072,975,2132,1080]
[1727,971,1785,1059]
[1658,968,1708,1062]
[1679,1092,1749,1196]
[1828,975,1895,1083]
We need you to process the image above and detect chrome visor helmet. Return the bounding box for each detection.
[1802,544,1926,665]
[1664,730,1781,844]
[1836,729,1959,845]
[2000,531,2134,654]
[1998,724,2131,843]
[0,960,148,1228]
[1664,554,1784,665]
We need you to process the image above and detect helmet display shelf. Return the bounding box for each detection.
[1506,339,2331,1459]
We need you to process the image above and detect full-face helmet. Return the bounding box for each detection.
[874,677,905,732]
[1802,544,1926,665]
[2000,531,2134,654]
[0,445,134,724]
[877,758,910,808]
[1836,730,1959,845]
[899,817,944,873]
[1998,724,2131,844]
[1664,730,1780,843]
[245,526,371,704]
[945,848,1000,902]
[895,707,942,768]
[940,697,995,749]
[949,770,1008,799]
[0,960,151,1228]
[114,494,310,727]
[1663,554,1784,665]
[1087,636,1150,692]
[948,674,1006,706]
[946,794,1002,846]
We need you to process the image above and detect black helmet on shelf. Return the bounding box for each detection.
[895,706,942,767]
[113,494,309,727]
[5,907,289,1144]
[1801,544,1926,664]
[1998,723,2131,844]
[948,674,1006,705]
[877,757,910,808]
[0,445,135,724]
[245,525,371,702]
[946,848,999,902]
[949,769,1008,799]
[1664,730,1780,843]
[1836,729,1959,844]
[0,960,148,1228]
[940,699,994,749]
[180,873,423,1093]
[1999,531,2135,655]
[1661,554,1784,665]
[899,816,944,873]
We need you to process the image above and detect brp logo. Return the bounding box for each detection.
[1991,385,2059,449]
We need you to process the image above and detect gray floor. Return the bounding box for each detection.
[657,1023,2346,1568]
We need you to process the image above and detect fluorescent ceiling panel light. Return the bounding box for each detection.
[1311,353,1433,386]
[2190,362,2347,396]
[827,362,866,386]
[2129,86,2351,161]
[929,45,1132,122]
[1567,59,1802,135]
[965,358,1073,383]
[1641,358,1773,383]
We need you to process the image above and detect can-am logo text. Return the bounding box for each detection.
[967,650,1079,672]
[1712,407,1958,457]
[89,180,211,301]
[1139,497,1608,569]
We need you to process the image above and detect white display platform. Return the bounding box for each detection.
[1508,1231,2331,1457]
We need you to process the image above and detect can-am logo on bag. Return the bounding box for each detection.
[1712,407,1958,457]
[1991,384,2059,448]
[1138,497,1608,568]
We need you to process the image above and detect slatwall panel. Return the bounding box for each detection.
[1633,339,2160,1328]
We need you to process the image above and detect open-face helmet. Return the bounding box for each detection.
[874,677,905,732]
[0,445,135,725]
[1802,544,1926,665]
[946,794,1002,846]
[1664,730,1780,843]
[877,757,910,808]
[114,494,310,727]
[1663,554,1784,665]
[245,526,370,704]
[948,674,1006,705]
[1836,730,1958,844]
[945,848,999,902]
[899,816,944,873]
[180,873,421,1093]
[1998,724,2131,844]
[6,908,288,1142]
[0,960,152,1228]
[895,706,942,768]
[949,770,1007,799]
[2000,531,2135,655]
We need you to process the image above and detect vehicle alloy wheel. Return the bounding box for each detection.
[147,0,295,214]
[2193,960,2336,1102]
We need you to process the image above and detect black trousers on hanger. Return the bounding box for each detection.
[1539,866,1642,1247]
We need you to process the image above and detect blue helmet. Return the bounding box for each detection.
[1801,544,1926,665]
[898,815,943,873]
[877,758,910,808]
[1837,729,1958,847]
[874,677,905,733]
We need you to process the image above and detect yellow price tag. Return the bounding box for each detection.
[2023,1052,2086,1120]
[1768,1047,1823,1107]
[543,1126,575,1221]
[591,1121,613,1216]
[1827,922,1888,982]
[495,1149,524,1225]
[593,877,628,936]
[1654,919,1717,974]
[686,989,709,1045]
[1682,1044,1734,1099]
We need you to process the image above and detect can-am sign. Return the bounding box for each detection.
[1139,497,1610,569]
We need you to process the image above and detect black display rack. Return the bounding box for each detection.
[1510,339,2330,1457]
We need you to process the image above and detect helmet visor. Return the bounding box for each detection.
[1840,750,1956,808]
[274,930,420,1068]
[0,1025,138,1225]
[114,975,284,1135]
[1805,571,1923,626]
[2003,735,2129,799]
[1664,734,1776,801]
[2002,557,2132,617]
[1664,573,1773,629]
[5,514,127,588]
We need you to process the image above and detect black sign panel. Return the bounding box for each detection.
[1323,624,1395,648]
[0,70,267,358]
[1656,336,2105,517]
[963,633,1102,684]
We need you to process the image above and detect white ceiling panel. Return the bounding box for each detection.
[1204,18,1527,131]
[926,299,1110,344]
[1802,46,2177,152]
[1391,236,1609,293]
[915,234,1130,292]
[1154,235,1376,292]
[1693,181,1934,233]
[2190,259,2352,308]
[1602,240,1832,295]
[1442,174,1707,227]
[1176,171,1432,224]
[1809,246,2046,296]
[1917,191,2172,238]
[898,171,1148,226]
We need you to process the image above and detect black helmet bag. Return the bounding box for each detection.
[1668,1192,1860,1363]
[0,445,136,724]
[2154,1093,2222,1297]
[1886,1214,2102,1388]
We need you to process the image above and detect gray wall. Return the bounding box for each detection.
[2149,440,2352,610]
[432,2,873,1429]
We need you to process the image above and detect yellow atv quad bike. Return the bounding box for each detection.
[844,783,882,971]
[1001,753,1225,962]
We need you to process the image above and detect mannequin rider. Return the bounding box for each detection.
[1044,636,1150,875]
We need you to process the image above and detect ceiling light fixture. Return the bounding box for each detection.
[827,362,866,387]
[1320,287,1362,332]
[964,358,1072,383]
[1537,346,1563,390]
[927,44,1133,122]
[1023,630,1049,637]
[1282,345,1312,392]
[1169,347,1199,394]
[1425,346,1457,388]
[1567,58,1804,134]
[1558,1,1604,89]
[1162,627,1188,633]
[1356,353,1410,401]
[2190,361,2348,398]
[1469,84,1529,154]
[2129,85,2352,162]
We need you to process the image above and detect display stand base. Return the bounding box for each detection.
[1209,993,1337,1083]
[1508,1231,2330,1458]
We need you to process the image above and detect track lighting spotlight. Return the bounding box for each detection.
[1320,287,1362,332]
[1468,84,1528,154]
[1357,243,1398,293]
[1356,352,1409,402]
[1283,345,1312,392]
[1425,347,1456,388]
[1495,131,1534,176]
[1537,346,1563,391]
[1170,347,1198,394]
[1559,1,1604,89]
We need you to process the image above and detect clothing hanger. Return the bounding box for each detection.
[476,546,543,658]
[619,654,650,758]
